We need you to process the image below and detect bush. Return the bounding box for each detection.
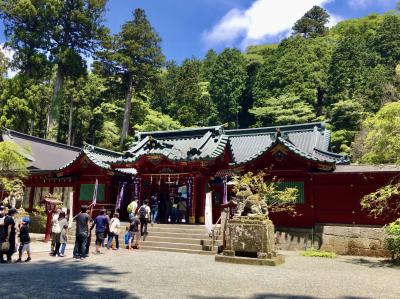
[29,205,47,234]
[301,247,336,258]
[384,218,400,260]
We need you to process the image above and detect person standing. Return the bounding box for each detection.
[58,211,68,257]
[150,195,159,226]
[15,217,31,263]
[73,205,92,260]
[3,207,18,263]
[0,206,7,263]
[138,200,150,238]
[128,215,141,250]
[92,209,108,254]
[103,211,111,247]
[107,212,120,250]
[178,198,187,223]
[127,197,139,222]
[50,209,61,256]
[171,196,179,223]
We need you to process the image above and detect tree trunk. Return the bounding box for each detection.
[120,73,133,147]
[47,65,64,140]
[67,94,74,145]
[316,86,324,117]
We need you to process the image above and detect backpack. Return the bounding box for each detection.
[127,201,137,214]
[139,205,146,219]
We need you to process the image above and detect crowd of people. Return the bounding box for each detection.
[0,206,31,263]
[0,193,189,263]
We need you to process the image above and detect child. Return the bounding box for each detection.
[124,225,130,249]
[16,217,31,263]
[57,211,68,257]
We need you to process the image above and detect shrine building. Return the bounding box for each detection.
[1,122,399,228]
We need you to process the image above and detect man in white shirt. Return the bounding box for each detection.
[138,200,151,238]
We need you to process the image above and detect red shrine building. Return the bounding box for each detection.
[1,122,399,228]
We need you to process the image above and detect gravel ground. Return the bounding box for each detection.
[0,242,399,299]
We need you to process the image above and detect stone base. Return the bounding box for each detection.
[275,224,390,257]
[215,253,285,266]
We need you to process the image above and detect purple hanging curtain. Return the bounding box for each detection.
[133,178,141,202]
[116,182,127,211]
[187,177,194,209]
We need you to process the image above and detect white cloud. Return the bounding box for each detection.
[0,43,18,78]
[203,0,335,49]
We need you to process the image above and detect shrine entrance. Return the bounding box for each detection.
[139,173,196,224]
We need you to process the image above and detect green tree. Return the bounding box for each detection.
[329,100,365,153]
[292,5,330,38]
[0,0,52,78]
[250,93,316,126]
[46,0,107,139]
[253,35,334,115]
[209,48,247,127]
[359,102,400,164]
[167,58,217,127]
[200,49,217,82]
[0,141,28,197]
[0,48,8,77]
[97,8,164,146]
[373,14,400,68]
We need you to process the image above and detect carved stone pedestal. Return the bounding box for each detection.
[215,217,284,266]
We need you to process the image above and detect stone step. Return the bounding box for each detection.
[145,236,204,245]
[146,231,208,239]
[147,227,207,234]
[140,240,204,251]
[139,245,216,255]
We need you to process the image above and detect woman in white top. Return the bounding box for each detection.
[107,212,121,250]
[50,209,61,256]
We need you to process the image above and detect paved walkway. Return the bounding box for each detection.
[0,242,399,299]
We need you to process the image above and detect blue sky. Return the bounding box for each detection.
[1,0,398,64]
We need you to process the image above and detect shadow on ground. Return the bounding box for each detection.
[192,295,370,299]
[0,258,135,299]
[343,257,400,269]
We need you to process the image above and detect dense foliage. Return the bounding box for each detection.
[0,3,399,156]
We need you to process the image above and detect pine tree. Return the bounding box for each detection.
[293,6,330,38]
[97,8,164,147]
[209,48,247,127]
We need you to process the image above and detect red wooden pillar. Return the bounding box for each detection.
[197,176,207,224]
[189,177,196,224]
[44,211,52,242]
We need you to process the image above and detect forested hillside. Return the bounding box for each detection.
[0,2,399,163]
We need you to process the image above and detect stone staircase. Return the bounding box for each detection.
[139,224,219,255]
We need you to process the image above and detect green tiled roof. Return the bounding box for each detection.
[120,122,349,167]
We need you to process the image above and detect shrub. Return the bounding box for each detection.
[384,218,400,260]
[301,247,336,258]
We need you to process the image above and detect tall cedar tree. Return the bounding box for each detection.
[209,48,247,127]
[167,59,217,127]
[0,0,52,78]
[47,0,107,140]
[98,9,164,146]
[292,6,330,38]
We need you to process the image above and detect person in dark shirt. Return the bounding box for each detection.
[92,209,108,254]
[73,205,92,259]
[0,205,6,263]
[4,208,17,263]
[128,215,141,250]
[16,217,31,262]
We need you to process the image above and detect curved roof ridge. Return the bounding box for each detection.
[225,122,325,136]
[136,125,224,140]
